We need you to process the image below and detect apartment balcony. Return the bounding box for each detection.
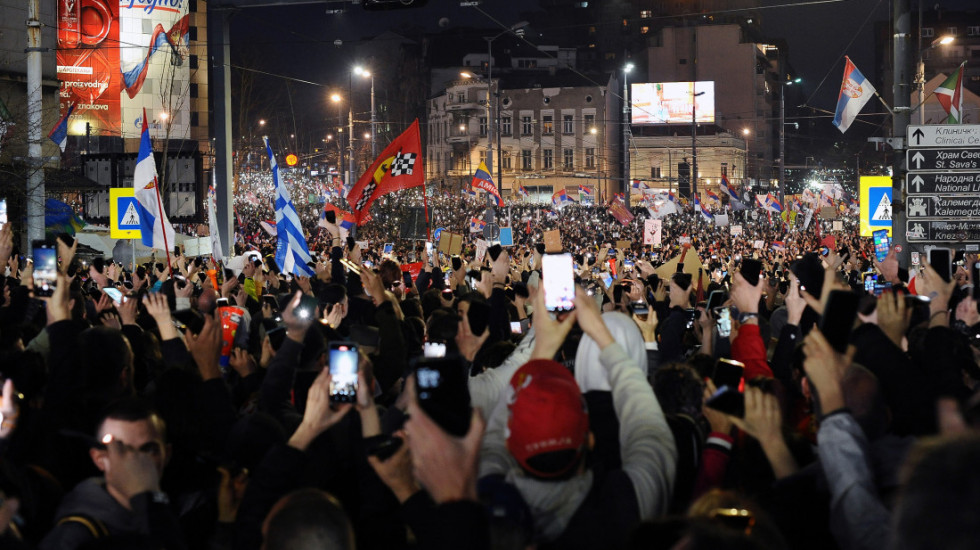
[446,102,483,112]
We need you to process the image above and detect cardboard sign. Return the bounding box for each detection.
[182,237,212,257]
[731,224,743,236]
[543,229,562,253]
[832,220,843,232]
[616,240,631,251]
[714,214,729,227]
[643,219,662,246]
[753,240,765,249]
[437,231,464,256]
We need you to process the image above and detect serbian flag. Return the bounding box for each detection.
[48,103,75,153]
[470,217,487,233]
[767,194,783,213]
[578,185,593,197]
[471,161,504,206]
[705,190,720,203]
[832,56,876,133]
[552,189,573,208]
[695,196,713,221]
[347,119,425,224]
[667,190,679,204]
[518,185,529,197]
[319,203,358,231]
[631,180,648,192]
[771,241,786,253]
[466,189,478,199]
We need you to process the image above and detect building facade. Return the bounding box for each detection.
[427,76,609,203]
[636,23,784,193]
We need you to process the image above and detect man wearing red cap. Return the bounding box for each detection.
[478,287,677,547]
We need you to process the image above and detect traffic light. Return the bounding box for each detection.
[285,153,298,167]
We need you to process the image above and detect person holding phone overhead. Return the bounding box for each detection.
[656,272,694,364]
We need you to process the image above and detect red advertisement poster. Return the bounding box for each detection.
[57,0,122,135]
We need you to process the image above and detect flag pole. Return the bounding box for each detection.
[422,181,432,241]
[154,176,173,276]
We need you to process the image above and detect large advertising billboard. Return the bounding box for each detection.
[57,0,191,140]
[631,82,715,124]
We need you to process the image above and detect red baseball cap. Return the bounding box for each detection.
[506,360,589,479]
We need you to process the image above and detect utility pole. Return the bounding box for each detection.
[892,0,911,267]
[26,0,44,253]
[622,63,633,204]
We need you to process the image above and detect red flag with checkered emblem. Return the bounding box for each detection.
[347,119,425,225]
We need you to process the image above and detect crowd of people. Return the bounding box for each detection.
[1,170,980,550]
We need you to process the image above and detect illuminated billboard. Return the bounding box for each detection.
[631,81,715,124]
[57,0,192,140]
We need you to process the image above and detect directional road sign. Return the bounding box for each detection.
[906,148,980,171]
[906,220,980,242]
[906,195,980,219]
[905,172,980,194]
[907,125,980,148]
[110,188,142,239]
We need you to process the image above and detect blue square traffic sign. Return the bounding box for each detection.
[867,186,892,228]
[118,197,141,230]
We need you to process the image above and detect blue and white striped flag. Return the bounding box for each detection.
[265,137,315,277]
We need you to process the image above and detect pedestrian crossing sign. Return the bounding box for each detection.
[859,176,892,237]
[110,188,142,239]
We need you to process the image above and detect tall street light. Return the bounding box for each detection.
[623,62,634,204]
[915,35,955,124]
[354,66,376,157]
[779,77,801,206]
[691,87,705,199]
[481,21,529,206]
[330,93,344,186]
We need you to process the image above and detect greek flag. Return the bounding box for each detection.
[266,137,315,277]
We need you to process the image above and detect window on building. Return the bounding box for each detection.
[521,116,532,135]
[922,27,934,37]
[640,26,650,34]
[679,58,687,65]
[585,148,596,169]
[521,149,532,170]
[721,163,728,177]
[479,117,487,137]
[605,52,617,60]
[947,26,958,36]
[640,9,652,18]
[502,153,512,170]
[584,114,595,130]
[501,116,512,135]
[542,115,554,135]
[189,55,198,69]
[191,112,199,127]
[543,149,554,169]
[518,59,538,69]
[563,148,574,170]
[651,166,661,178]
[563,114,574,134]
[969,26,980,37]
[189,83,198,98]
[456,92,465,103]
[479,150,487,165]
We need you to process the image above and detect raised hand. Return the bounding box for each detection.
[455,310,490,362]
[186,312,222,380]
[288,367,353,451]
[876,291,910,348]
[228,347,257,378]
[529,285,577,360]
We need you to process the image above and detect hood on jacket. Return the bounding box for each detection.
[574,312,647,393]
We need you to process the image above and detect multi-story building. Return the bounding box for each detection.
[427,72,609,203]
[630,22,783,197]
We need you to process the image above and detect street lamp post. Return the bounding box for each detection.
[691,88,705,199]
[330,93,343,187]
[915,35,954,124]
[355,66,376,158]
[779,77,801,205]
[623,62,633,204]
[481,21,528,208]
